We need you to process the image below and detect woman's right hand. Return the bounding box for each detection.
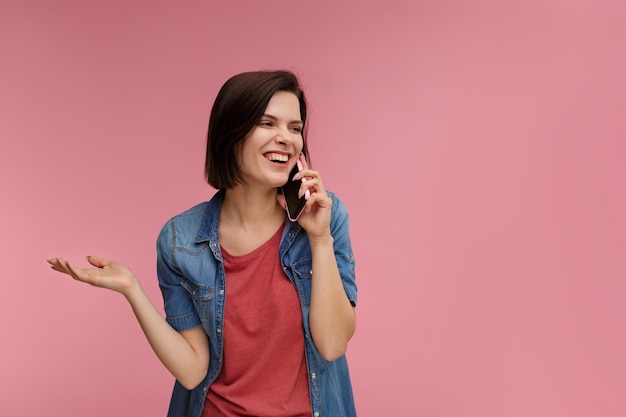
[48,255,210,388]
[47,256,138,295]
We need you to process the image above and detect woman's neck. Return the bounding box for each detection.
[218,186,286,256]
[220,186,284,229]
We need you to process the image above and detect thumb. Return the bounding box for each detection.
[86,255,109,268]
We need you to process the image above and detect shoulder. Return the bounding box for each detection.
[169,201,211,225]
[157,191,224,248]
[327,190,350,226]
[158,201,208,238]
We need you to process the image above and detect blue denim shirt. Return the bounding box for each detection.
[156,190,358,417]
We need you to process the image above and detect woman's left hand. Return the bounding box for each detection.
[277,155,332,240]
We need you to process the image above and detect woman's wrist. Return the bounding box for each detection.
[308,233,334,248]
[122,275,143,300]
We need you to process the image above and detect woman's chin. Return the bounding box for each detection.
[269,173,290,188]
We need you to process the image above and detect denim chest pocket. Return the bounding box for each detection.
[289,259,313,306]
[292,259,313,278]
[180,279,214,323]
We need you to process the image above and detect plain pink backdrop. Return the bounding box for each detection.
[1,1,625,416]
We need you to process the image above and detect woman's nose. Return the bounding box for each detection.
[275,126,293,143]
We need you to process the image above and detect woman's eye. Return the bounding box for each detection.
[290,126,302,133]
[259,121,273,127]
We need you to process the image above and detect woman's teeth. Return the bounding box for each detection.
[266,153,288,163]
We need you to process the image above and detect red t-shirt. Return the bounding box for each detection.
[202,225,311,417]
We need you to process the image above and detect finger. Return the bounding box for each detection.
[305,192,332,210]
[296,169,325,192]
[47,257,64,266]
[47,257,60,268]
[299,153,309,170]
[86,255,108,269]
[302,178,327,199]
[65,260,97,285]
[49,264,68,274]
[54,258,75,275]
[55,258,82,279]
[293,155,312,181]
[297,181,311,200]
[293,167,316,180]
[47,258,69,274]
[57,258,78,278]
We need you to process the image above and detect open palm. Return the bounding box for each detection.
[47,256,137,295]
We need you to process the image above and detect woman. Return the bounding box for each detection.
[48,70,358,417]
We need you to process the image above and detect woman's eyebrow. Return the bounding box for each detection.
[261,113,303,124]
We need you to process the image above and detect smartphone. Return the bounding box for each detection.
[281,158,307,222]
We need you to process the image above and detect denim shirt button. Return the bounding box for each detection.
[314,412,319,417]
[219,289,224,295]
[216,328,221,333]
[311,372,316,379]
[289,232,295,238]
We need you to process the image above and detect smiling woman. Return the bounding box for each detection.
[48,70,358,417]
[204,71,311,191]
[236,91,304,189]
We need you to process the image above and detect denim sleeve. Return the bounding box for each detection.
[329,193,358,306]
[156,220,202,331]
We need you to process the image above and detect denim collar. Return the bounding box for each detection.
[194,189,303,244]
[195,189,225,243]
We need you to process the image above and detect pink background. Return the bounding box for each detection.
[2,1,625,416]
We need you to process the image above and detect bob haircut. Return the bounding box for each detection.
[205,70,310,190]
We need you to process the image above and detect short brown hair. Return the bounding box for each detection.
[204,70,310,189]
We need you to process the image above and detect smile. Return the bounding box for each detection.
[264,153,289,163]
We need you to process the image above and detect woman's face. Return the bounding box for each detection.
[238,91,304,189]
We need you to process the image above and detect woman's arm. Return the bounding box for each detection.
[308,234,356,361]
[47,256,210,389]
[282,155,356,361]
